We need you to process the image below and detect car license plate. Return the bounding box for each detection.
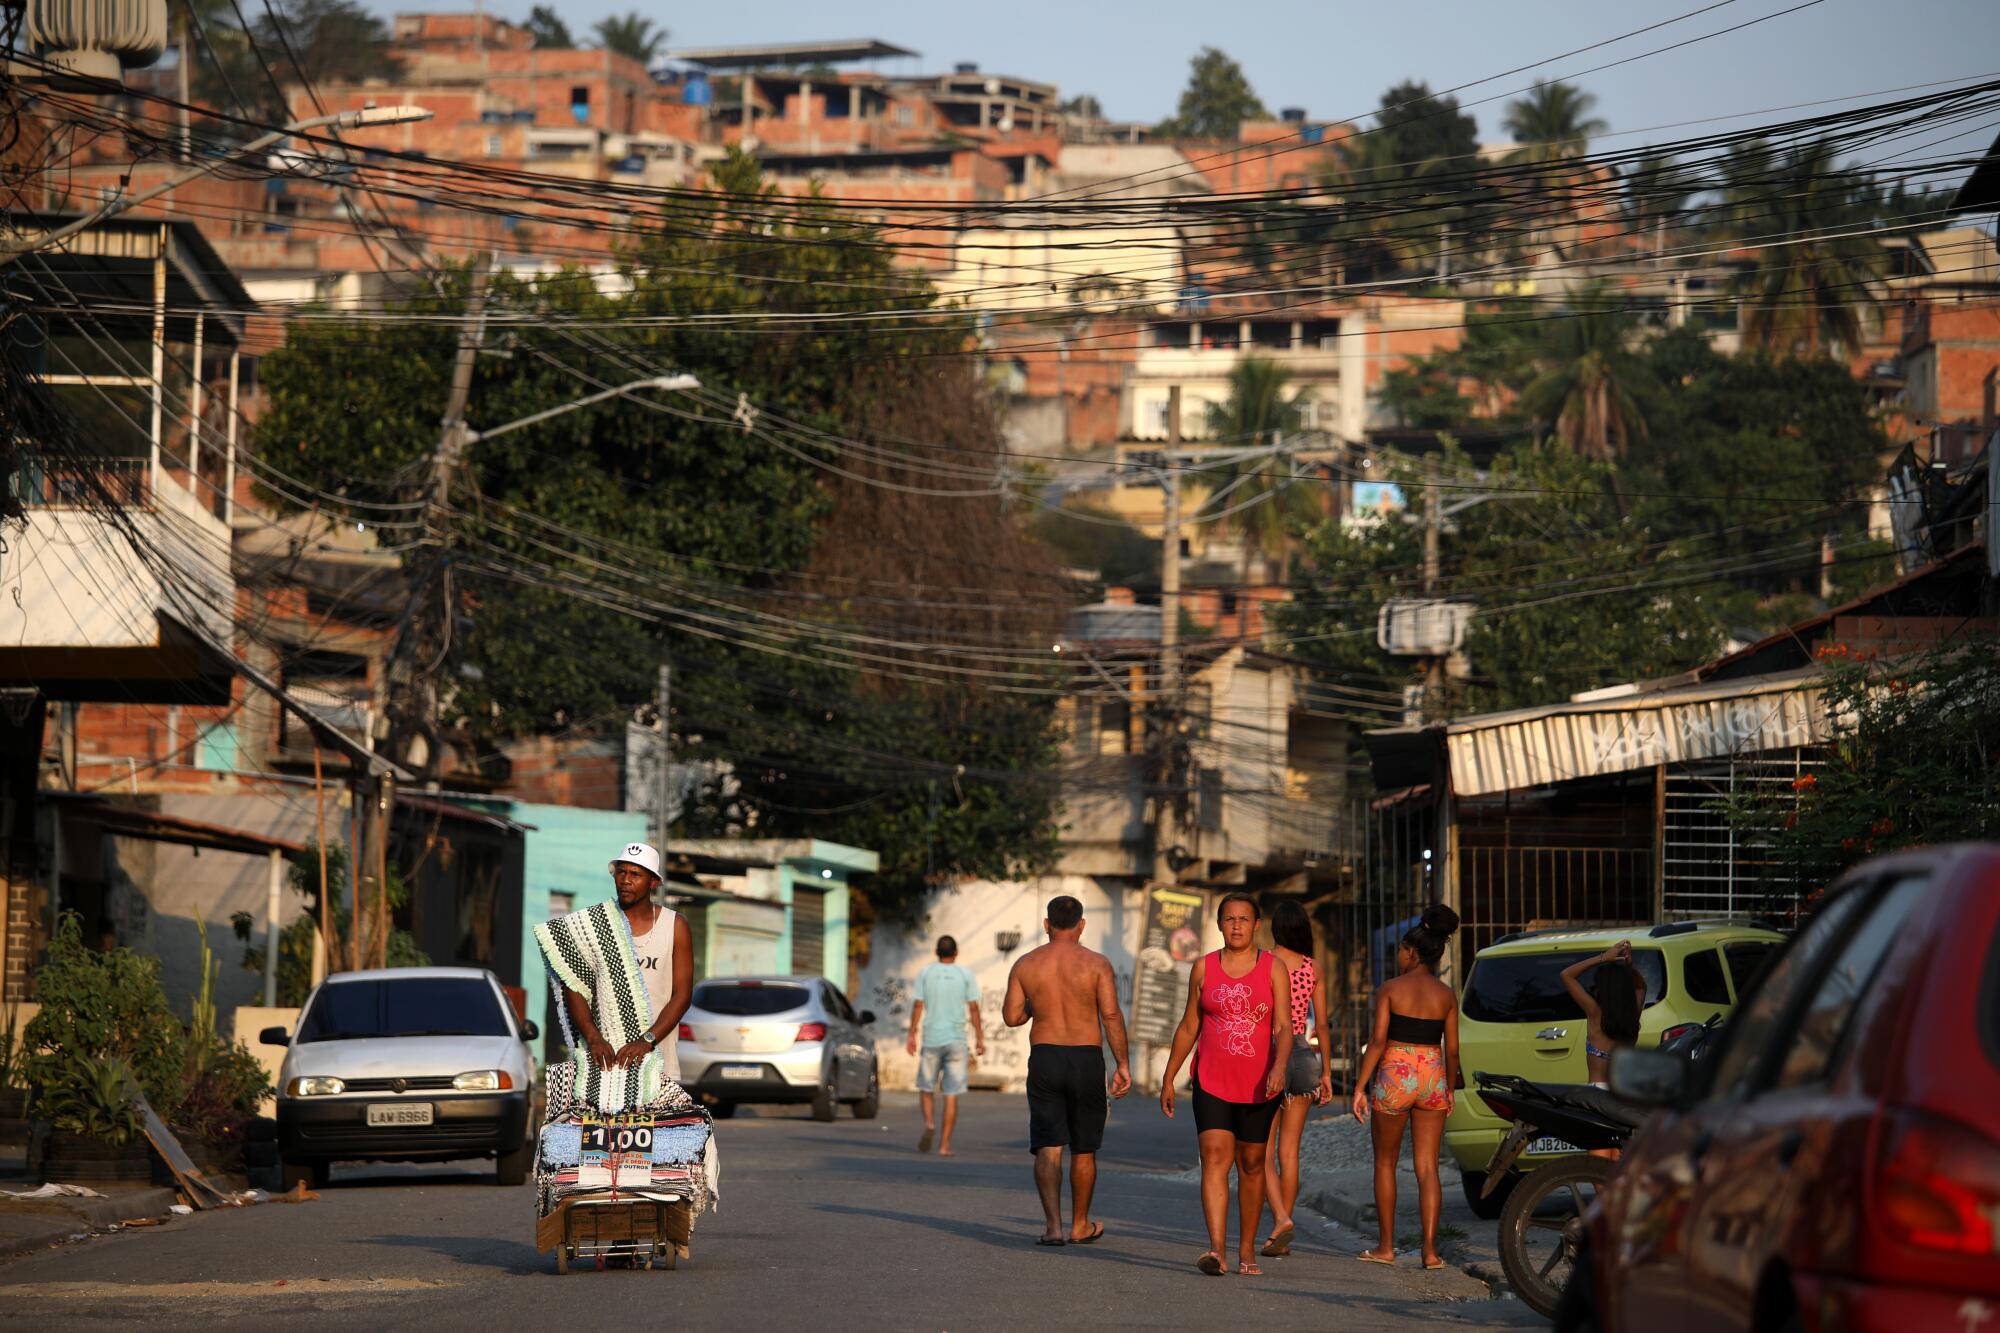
[719,1065,762,1081]
[1527,1135,1580,1154]
[366,1103,434,1127]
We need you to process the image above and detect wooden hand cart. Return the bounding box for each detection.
[536,1192,695,1273]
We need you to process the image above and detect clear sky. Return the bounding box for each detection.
[476,0,1996,163]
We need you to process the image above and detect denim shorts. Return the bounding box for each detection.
[917,1040,970,1095]
[1285,1045,1323,1098]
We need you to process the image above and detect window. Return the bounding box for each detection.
[1149,322,1191,348]
[485,134,502,157]
[297,977,510,1042]
[1682,948,1731,1005]
[570,86,590,111]
[1772,875,1926,1090]
[1461,950,1668,1024]
[824,984,859,1024]
[195,723,237,773]
[895,106,914,128]
[1198,767,1223,832]
[1094,697,1130,754]
[691,982,810,1016]
[1709,888,1868,1098]
[1725,940,1777,998]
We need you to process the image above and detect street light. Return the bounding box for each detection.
[2,105,434,261]
[459,374,702,444]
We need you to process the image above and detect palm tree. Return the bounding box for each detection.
[1520,287,1657,463]
[593,12,664,64]
[1199,357,1322,584]
[1724,139,1886,358]
[1503,81,1608,165]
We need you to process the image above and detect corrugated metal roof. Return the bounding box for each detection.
[1371,668,1833,798]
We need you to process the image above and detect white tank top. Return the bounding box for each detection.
[629,907,681,1079]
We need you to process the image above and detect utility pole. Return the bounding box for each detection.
[175,10,191,162]
[1153,386,1185,888]
[1421,453,1445,723]
[653,662,672,848]
[361,253,493,967]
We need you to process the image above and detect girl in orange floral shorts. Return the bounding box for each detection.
[1350,904,1462,1271]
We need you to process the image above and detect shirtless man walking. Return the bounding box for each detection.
[1002,895,1132,1247]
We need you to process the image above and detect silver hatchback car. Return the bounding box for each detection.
[676,976,879,1121]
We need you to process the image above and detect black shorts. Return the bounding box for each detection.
[1191,1073,1282,1141]
[1026,1045,1107,1154]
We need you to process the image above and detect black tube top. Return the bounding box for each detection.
[1386,1012,1445,1045]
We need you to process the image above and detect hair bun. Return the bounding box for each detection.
[1421,904,1460,939]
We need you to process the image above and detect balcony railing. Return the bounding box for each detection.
[16,459,151,508]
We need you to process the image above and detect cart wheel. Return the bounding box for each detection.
[555,1247,570,1275]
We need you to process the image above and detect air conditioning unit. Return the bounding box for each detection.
[26,0,167,83]
[1377,598,1474,656]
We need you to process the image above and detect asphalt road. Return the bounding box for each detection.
[1,1093,1539,1331]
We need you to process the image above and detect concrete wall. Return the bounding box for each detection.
[857,874,1168,1093]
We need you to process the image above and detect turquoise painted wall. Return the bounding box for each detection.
[510,802,648,1060]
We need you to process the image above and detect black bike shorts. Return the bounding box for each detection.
[1026,1045,1107,1154]
[1191,1073,1281,1141]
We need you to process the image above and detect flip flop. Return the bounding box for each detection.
[1261,1224,1295,1257]
[1238,1261,1264,1276]
[1423,1257,1447,1270]
[1035,1236,1067,1248]
[1071,1222,1105,1245]
[1196,1252,1225,1276]
[918,1129,934,1153]
[1358,1250,1396,1266]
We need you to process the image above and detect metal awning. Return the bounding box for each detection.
[667,39,916,68]
[3,213,258,344]
[397,794,536,835]
[1368,668,1833,798]
[46,793,304,856]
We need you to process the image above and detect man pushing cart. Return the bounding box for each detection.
[531,842,718,1273]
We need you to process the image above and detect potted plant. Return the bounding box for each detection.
[23,915,187,1181]
[36,1055,152,1182]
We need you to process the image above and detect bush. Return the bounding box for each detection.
[175,1040,272,1162]
[23,915,188,1124]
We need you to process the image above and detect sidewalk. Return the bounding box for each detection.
[1291,1114,1509,1298]
[0,1184,182,1262]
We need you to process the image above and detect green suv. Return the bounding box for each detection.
[1448,921,1784,1218]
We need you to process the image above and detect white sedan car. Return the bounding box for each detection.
[677,976,880,1122]
[265,967,538,1189]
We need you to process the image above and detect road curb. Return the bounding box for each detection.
[1296,1179,1507,1299]
[0,1186,179,1262]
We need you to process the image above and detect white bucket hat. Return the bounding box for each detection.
[610,841,663,880]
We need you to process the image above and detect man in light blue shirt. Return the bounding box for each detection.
[906,935,984,1155]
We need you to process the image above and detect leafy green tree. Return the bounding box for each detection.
[1503,80,1607,165]
[1059,93,1104,120]
[1519,286,1659,463]
[254,154,1064,923]
[1727,638,2000,895]
[1375,81,1480,170]
[1200,357,1322,580]
[1027,501,1160,591]
[1276,441,1728,713]
[523,5,574,49]
[256,0,404,93]
[1155,47,1269,139]
[1724,138,1887,358]
[593,11,665,64]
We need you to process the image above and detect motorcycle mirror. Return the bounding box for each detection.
[1609,1046,1690,1109]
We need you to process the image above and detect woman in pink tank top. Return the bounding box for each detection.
[1258,900,1334,1258]
[1160,893,1292,1277]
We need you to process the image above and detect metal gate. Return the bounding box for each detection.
[1662,749,1820,923]
[791,887,825,976]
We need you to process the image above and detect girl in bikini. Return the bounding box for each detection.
[1559,940,1643,1088]
[1258,900,1333,1260]
[1350,904,1461,1271]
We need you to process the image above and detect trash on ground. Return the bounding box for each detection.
[2,1183,106,1200]
[168,1205,193,1215]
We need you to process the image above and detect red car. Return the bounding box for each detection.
[1561,843,2000,1332]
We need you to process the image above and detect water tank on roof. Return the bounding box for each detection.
[683,72,712,105]
[1280,107,1307,124]
[26,0,167,82]
[956,62,979,74]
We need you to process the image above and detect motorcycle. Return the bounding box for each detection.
[1473,1014,1725,1316]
